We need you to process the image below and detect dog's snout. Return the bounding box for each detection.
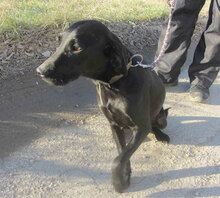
[36,66,48,77]
[36,67,43,75]
[36,61,55,77]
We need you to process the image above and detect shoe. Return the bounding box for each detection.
[189,84,209,103]
[163,79,178,87]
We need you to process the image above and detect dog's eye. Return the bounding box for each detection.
[72,45,82,52]
[76,47,82,51]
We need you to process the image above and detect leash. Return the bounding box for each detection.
[99,0,176,86]
[130,0,176,69]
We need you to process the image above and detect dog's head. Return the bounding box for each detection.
[36,20,130,85]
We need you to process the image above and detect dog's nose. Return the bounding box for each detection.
[36,63,55,78]
[36,67,43,76]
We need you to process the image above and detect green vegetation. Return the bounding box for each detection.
[0,0,210,38]
[0,0,169,36]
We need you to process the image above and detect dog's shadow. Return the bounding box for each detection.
[0,72,98,158]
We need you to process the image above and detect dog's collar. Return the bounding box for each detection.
[109,54,152,84]
[108,60,132,84]
[96,61,130,106]
[100,54,145,86]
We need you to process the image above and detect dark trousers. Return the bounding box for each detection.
[155,0,220,89]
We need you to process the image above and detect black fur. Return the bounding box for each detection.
[37,20,170,193]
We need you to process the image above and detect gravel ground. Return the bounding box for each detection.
[1,18,220,197]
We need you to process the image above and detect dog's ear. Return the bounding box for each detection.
[105,33,129,76]
[164,107,171,117]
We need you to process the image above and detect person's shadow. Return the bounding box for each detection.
[128,165,220,197]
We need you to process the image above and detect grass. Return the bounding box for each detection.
[1,0,169,36]
[0,0,210,38]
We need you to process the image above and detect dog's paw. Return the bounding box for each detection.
[152,127,170,143]
[111,158,131,193]
[155,132,170,143]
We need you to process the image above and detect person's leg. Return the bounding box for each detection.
[189,0,220,102]
[155,0,206,84]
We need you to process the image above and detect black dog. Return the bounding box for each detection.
[37,20,170,193]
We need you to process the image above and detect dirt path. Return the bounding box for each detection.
[1,23,220,197]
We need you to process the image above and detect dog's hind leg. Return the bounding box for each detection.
[111,127,148,193]
[152,127,170,143]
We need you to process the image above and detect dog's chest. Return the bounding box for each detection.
[96,83,135,128]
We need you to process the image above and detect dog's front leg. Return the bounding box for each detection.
[111,127,148,193]
[110,124,131,192]
[110,124,126,153]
